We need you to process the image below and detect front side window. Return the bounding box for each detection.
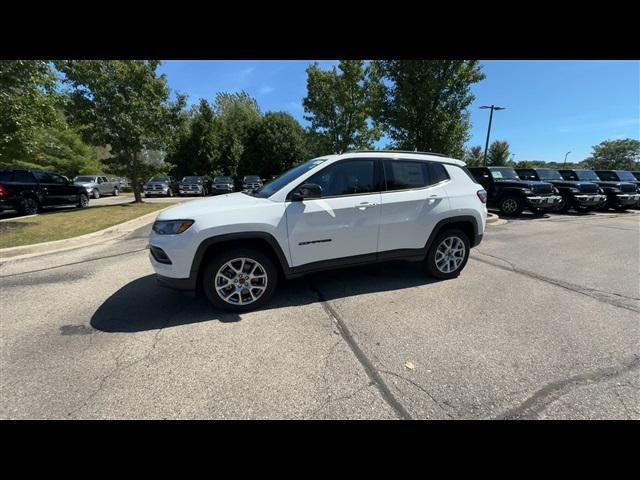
[595,171,617,181]
[305,159,377,197]
[384,161,429,190]
[33,171,53,183]
[49,173,67,184]
[253,158,328,198]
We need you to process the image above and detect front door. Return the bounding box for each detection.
[286,158,382,268]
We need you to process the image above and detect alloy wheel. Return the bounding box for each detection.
[214,257,268,306]
[434,236,466,274]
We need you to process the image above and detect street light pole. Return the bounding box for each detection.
[563,151,571,167]
[480,105,506,166]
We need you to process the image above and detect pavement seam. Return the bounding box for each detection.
[494,354,640,420]
[471,252,640,313]
[309,282,413,420]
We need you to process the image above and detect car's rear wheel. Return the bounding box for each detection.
[425,229,470,280]
[499,196,523,216]
[113,187,119,196]
[203,248,278,312]
[77,193,89,208]
[18,196,40,215]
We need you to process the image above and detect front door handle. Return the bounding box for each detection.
[356,202,377,210]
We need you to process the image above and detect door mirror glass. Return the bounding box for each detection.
[292,183,322,201]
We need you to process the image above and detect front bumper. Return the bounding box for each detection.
[525,195,562,208]
[179,188,203,195]
[212,187,233,194]
[615,193,640,206]
[144,189,169,196]
[573,194,607,206]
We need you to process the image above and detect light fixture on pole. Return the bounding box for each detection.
[480,105,506,165]
[563,151,571,166]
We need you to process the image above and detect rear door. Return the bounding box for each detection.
[32,171,62,205]
[378,160,451,253]
[285,158,382,268]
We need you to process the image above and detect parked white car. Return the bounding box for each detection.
[148,151,488,311]
[73,175,119,199]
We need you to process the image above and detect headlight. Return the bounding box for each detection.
[152,220,194,235]
[553,187,561,194]
[598,188,604,194]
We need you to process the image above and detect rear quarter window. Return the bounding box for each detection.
[428,163,450,184]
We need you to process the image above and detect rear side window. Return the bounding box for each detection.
[428,163,450,184]
[12,170,35,183]
[33,171,53,183]
[0,170,13,181]
[384,161,429,190]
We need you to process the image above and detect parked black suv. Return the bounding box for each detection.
[0,168,89,215]
[211,176,235,195]
[514,168,605,212]
[468,166,562,216]
[558,169,639,211]
[594,170,640,208]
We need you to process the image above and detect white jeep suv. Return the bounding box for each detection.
[149,151,488,311]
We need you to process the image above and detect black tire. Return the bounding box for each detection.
[77,193,89,208]
[113,187,119,196]
[556,196,572,213]
[425,228,470,280]
[17,196,40,216]
[92,189,100,199]
[499,195,523,216]
[203,247,278,312]
[575,204,591,213]
[167,188,173,197]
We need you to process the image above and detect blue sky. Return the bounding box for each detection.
[158,60,639,162]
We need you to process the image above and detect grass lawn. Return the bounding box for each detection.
[0,202,175,249]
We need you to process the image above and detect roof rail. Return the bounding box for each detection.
[343,149,448,158]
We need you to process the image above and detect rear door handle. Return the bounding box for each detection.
[356,202,377,210]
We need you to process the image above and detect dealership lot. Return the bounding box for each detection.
[1,210,638,419]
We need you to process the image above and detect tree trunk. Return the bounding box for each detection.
[132,176,143,203]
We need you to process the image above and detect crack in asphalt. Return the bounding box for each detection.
[495,354,640,420]
[377,369,454,419]
[471,251,640,313]
[309,282,412,420]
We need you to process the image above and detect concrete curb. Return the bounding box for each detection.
[486,213,507,226]
[0,205,173,263]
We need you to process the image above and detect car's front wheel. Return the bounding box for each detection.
[499,196,523,216]
[77,193,89,208]
[425,229,470,280]
[92,189,100,199]
[203,248,278,312]
[18,196,40,215]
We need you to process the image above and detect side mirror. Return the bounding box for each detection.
[292,183,322,201]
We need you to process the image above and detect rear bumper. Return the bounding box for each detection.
[472,233,483,248]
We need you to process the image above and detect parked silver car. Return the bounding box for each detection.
[73,175,120,199]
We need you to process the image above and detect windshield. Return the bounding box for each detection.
[75,176,96,182]
[251,158,329,199]
[632,172,640,181]
[244,176,261,182]
[214,177,232,183]
[575,170,599,181]
[489,167,520,180]
[615,171,636,182]
[536,169,563,180]
[182,176,201,183]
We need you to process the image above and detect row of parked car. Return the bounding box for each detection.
[143,175,265,198]
[467,167,640,216]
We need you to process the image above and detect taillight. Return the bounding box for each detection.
[476,189,487,204]
[0,183,6,197]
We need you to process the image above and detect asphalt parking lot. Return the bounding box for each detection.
[1,209,638,419]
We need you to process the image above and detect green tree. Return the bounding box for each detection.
[55,60,186,202]
[371,60,485,158]
[464,145,484,166]
[582,138,640,170]
[241,112,307,178]
[0,60,58,162]
[211,91,261,177]
[486,140,512,166]
[303,60,379,154]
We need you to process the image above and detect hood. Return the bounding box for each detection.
[548,180,598,189]
[146,181,169,186]
[495,179,551,188]
[74,181,97,187]
[157,192,269,221]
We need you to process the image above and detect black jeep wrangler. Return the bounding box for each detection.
[558,169,639,211]
[594,170,640,209]
[514,168,606,212]
[468,166,562,216]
